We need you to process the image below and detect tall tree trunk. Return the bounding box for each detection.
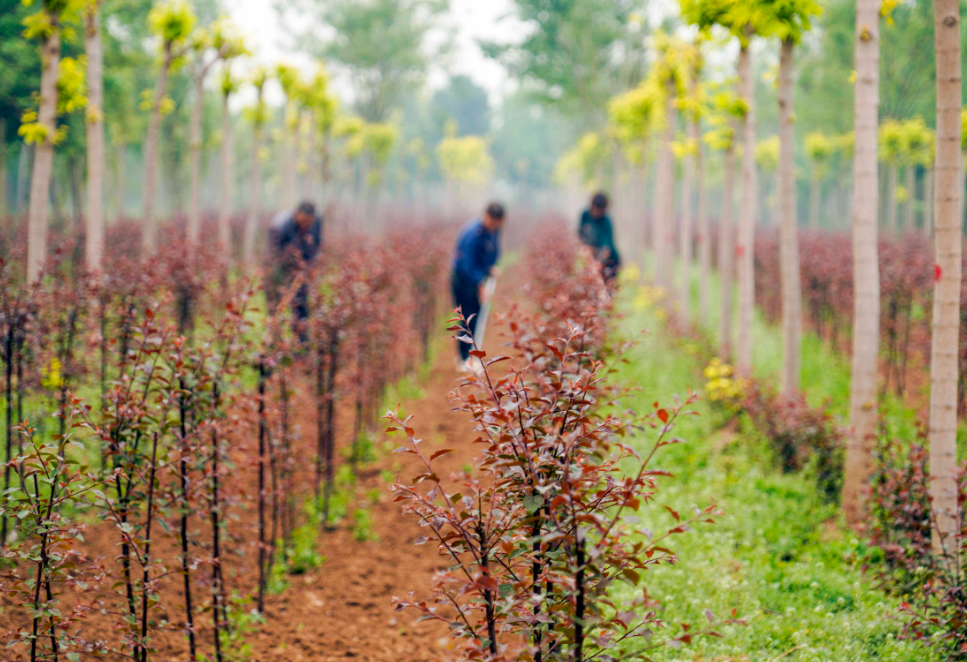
[924,167,934,235]
[16,142,33,214]
[885,163,897,232]
[736,35,757,375]
[842,0,881,525]
[188,69,206,245]
[116,144,125,223]
[680,122,695,320]
[929,0,962,555]
[244,124,261,263]
[808,173,821,230]
[653,78,675,291]
[696,130,709,323]
[719,141,736,361]
[85,3,105,274]
[284,101,297,206]
[142,46,173,254]
[69,154,82,225]
[903,165,915,231]
[0,120,7,226]
[779,38,802,396]
[26,15,61,283]
[219,91,232,259]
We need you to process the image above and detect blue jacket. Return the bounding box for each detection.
[452,216,500,288]
[272,208,323,268]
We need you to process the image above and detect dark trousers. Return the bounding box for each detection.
[451,273,480,361]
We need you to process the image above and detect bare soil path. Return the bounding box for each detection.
[246,279,513,662]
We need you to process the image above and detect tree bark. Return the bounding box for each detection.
[283,99,297,206]
[116,144,125,223]
[653,77,676,291]
[85,3,105,274]
[903,165,915,232]
[885,163,897,232]
[243,123,262,263]
[843,0,881,525]
[219,90,232,259]
[188,67,208,245]
[17,142,32,214]
[929,0,962,556]
[26,15,61,283]
[69,154,82,226]
[719,141,735,361]
[680,120,695,320]
[697,130,709,323]
[0,120,7,225]
[142,45,173,254]
[736,35,757,376]
[779,38,802,396]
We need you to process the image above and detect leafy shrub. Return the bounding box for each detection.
[391,229,743,661]
[741,382,845,503]
[869,437,967,658]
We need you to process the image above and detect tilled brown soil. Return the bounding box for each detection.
[0,281,507,662]
[246,343,476,662]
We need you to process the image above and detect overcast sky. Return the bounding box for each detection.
[222,0,527,107]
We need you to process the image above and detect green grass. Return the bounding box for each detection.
[610,294,937,662]
[662,258,922,441]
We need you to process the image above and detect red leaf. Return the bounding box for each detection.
[429,449,454,461]
[657,408,669,424]
[935,263,943,282]
[665,506,680,522]
[469,350,486,358]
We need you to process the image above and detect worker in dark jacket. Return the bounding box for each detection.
[451,202,505,368]
[578,192,620,284]
[270,200,323,326]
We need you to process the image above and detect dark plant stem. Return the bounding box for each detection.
[479,526,498,656]
[178,386,197,661]
[257,360,267,613]
[139,431,161,662]
[2,325,13,547]
[280,372,292,550]
[323,331,338,520]
[99,296,107,412]
[210,411,225,662]
[315,332,325,508]
[532,507,544,662]
[575,537,586,662]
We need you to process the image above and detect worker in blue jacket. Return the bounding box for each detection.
[451,202,505,367]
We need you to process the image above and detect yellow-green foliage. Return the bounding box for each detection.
[18,54,87,145]
[57,56,87,114]
[879,117,935,166]
[902,117,934,167]
[703,357,746,405]
[242,67,270,127]
[878,119,905,165]
[148,0,196,50]
[437,134,494,185]
[805,132,833,176]
[608,83,660,144]
[755,135,780,172]
[304,66,338,132]
[362,123,398,167]
[702,86,744,152]
[553,132,611,186]
[835,131,855,159]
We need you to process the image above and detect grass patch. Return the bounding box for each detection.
[611,294,937,662]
